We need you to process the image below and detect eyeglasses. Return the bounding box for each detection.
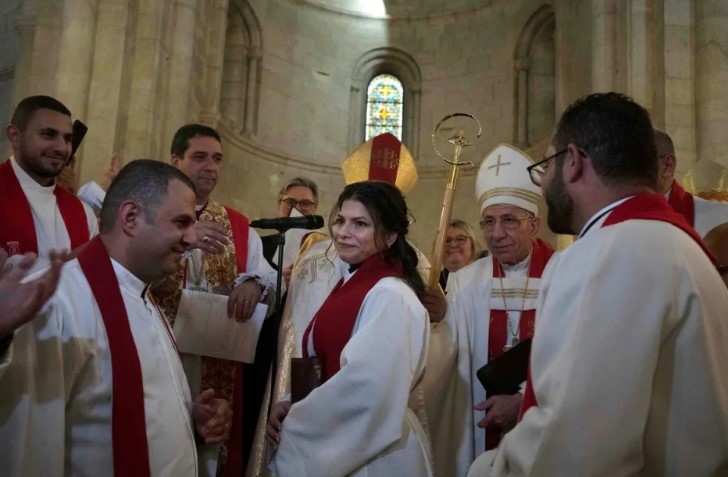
[280,197,317,211]
[445,235,469,246]
[480,216,533,232]
[527,149,567,187]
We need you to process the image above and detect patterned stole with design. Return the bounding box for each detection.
[0,160,89,255]
[152,199,249,477]
[486,238,553,449]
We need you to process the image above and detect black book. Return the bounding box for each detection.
[476,338,532,396]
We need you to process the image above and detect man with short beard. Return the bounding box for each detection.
[0,95,97,258]
[467,92,728,476]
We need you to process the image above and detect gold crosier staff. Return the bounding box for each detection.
[428,113,482,289]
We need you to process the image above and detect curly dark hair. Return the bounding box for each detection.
[329,181,425,297]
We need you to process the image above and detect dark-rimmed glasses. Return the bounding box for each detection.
[527,149,567,187]
[279,197,317,212]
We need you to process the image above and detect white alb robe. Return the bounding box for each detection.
[485,213,728,476]
[665,186,728,237]
[0,259,198,477]
[693,195,728,237]
[10,157,98,256]
[270,276,433,477]
[428,256,541,477]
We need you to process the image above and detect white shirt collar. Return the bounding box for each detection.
[500,251,532,273]
[578,196,634,239]
[10,155,56,195]
[111,258,149,300]
[664,187,672,199]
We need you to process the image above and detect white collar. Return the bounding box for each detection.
[664,187,672,199]
[111,258,149,301]
[11,155,56,195]
[578,196,634,238]
[499,252,532,273]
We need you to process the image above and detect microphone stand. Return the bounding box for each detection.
[268,230,286,415]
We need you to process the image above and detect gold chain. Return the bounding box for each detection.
[496,260,531,342]
[187,250,206,288]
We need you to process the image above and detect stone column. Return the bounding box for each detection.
[157,0,198,159]
[199,0,229,126]
[22,0,64,97]
[627,0,655,114]
[348,83,362,151]
[694,0,728,167]
[9,14,36,108]
[220,13,247,128]
[78,0,134,185]
[243,45,261,136]
[55,0,99,121]
[590,0,617,92]
[515,58,529,149]
[410,87,421,158]
[660,0,696,171]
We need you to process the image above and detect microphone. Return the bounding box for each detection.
[250,215,324,232]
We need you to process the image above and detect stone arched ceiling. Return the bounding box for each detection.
[295,0,500,20]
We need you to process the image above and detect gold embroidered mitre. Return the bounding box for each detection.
[341,132,417,194]
[476,143,542,215]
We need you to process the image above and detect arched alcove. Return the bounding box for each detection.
[514,5,556,148]
[350,47,421,157]
[220,0,262,136]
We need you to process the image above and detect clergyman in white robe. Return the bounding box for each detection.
[427,253,544,477]
[0,258,198,477]
[9,156,98,256]
[471,212,728,476]
[269,273,433,477]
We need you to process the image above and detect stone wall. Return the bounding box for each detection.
[0,0,22,158]
[1,0,727,251]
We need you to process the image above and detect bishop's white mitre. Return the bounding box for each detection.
[476,143,542,216]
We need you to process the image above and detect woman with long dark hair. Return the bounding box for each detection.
[267,181,433,476]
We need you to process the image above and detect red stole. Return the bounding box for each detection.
[519,194,715,420]
[222,206,248,477]
[486,238,553,449]
[77,236,151,477]
[667,180,695,227]
[488,238,554,362]
[302,252,402,381]
[0,160,89,256]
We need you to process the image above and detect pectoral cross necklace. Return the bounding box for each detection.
[187,249,207,291]
[497,262,531,352]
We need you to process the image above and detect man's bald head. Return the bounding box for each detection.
[704,222,728,288]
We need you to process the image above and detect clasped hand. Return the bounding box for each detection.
[192,389,233,444]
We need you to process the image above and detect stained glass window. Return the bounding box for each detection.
[365,74,404,141]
